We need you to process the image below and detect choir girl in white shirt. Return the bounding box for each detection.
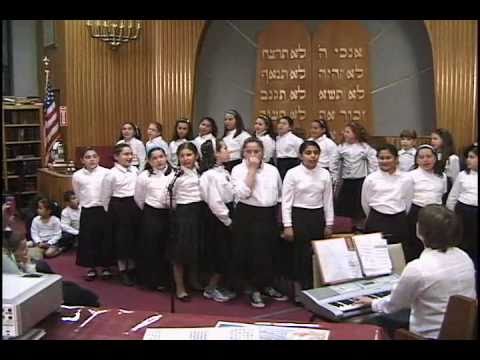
[116,122,146,171]
[169,118,193,167]
[308,119,337,171]
[254,114,276,165]
[145,122,170,159]
[101,143,141,287]
[222,109,251,172]
[134,147,175,291]
[431,128,460,201]
[405,145,447,262]
[231,137,288,308]
[361,144,413,245]
[275,116,303,180]
[331,121,378,229]
[192,116,217,158]
[72,148,114,281]
[199,140,237,303]
[446,144,478,269]
[398,129,417,172]
[282,140,334,294]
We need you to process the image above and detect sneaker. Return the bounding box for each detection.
[101,269,112,280]
[263,287,288,301]
[250,291,266,308]
[219,287,237,300]
[84,269,97,282]
[203,288,230,303]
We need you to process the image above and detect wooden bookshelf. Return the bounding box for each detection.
[2,104,44,207]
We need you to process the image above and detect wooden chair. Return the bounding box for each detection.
[395,295,478,340]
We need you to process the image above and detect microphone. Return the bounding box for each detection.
[168,167,184,194]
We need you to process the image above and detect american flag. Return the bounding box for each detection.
[43,80,59,165]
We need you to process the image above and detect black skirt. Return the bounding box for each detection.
[76,206,115,268]
[204,203,234,276]
[224,159,242,173]
[277,157,301,180]
[136,204,171,289]
[167,201,206,266]
[442,177,454,205]
[335,178,366,219]
[405,204,425,262]
[365,208,409,246]
[455,201,478,269]
[108,196,141,261]
[231,203,278,290]
[291,207,325,289]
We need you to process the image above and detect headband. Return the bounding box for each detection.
[417,144,435,152]
[225,110,238,117]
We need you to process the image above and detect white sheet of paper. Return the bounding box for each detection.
[353,233,392,277]
[143,327,260,340]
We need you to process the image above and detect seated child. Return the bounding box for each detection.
[60,191,81,251]
[28,198,63,258]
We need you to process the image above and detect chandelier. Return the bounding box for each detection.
[86,20,142,49]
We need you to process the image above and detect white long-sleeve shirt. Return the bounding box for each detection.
[200,166,235,226]
[309,135,337,169]
[361,169,413,216]
[281,164,334,227]
[438,153,460,182]
[173,166,202,205]
[60,206,81,236]
[169,139,188,166]
[231,160,282,208]
[398,148,417,172]
[408,168,447,208]
[446,170,478,210]
[223,130,251,161]
[145,136,171,160]
[371,247,476,339]
[192,133,217,158]
[30,216,62,246]
[101,163,138,211]
[134,168,174,210]
[276,131,303,158]
[72,166,109,208]
[330,142,378,183]
[256,132,276,163]
[116,137,146,171]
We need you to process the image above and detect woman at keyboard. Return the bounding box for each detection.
[356,204,476,339]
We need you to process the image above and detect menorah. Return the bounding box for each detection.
[86,20,142,49]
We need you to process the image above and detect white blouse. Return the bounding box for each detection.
[173,166,202,205]
[60,206,81,236]
[256,132,276,163]
[361,169,413,216]
[145,136,170,160]
[281,164,334,227]
[192,133,217,158]
[134,167,175,210]
[408,168,447,208]
[231,160,282,208]
[102,163,138,211]
[200,166,235,227]
[169,139,188,166]
[116,137,146,171]
[331,142,378,183]
[438,153,460,182]
[398,148,417,172]
[223,130,251,161]
[30,216,62,245]
[276,131,303,158]
[309,135,337,169]
[72,166,109,208]
[446,170,478,209]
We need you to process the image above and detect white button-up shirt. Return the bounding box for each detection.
[102,163,138,210]
[72,166,109,208]
[372,247,476,339]
[408,168,447,208]
[116,137,146,171]
[169,139,188,166]
[173,166,202,205]
[331,142,378,183]
[282,164,334,227]
[398,148,417,172]
[361,169,414,216]
[232,160,282,208]
[31,216,62,245]
[145,136,171,160]
[60,206,81,236]
[200,166,235,227]
[309,135,337,169]
[276,131,303,158]
[256,132,276,163]
[223,130,251,161]
[446,170,478,209]
[192,133,217,158]
[438,153,460,182]
[134,168,175,210]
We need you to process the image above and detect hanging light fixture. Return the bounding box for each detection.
[86,20,142,49]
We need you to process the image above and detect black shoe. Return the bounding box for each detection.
[84,269,97,281]
[120,272,135,286]
[101,268,112,280]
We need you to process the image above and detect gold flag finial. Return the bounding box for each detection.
[43,56,50,92]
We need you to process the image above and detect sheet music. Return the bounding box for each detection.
[312,239,363,284]
[143,327,260,340]
[214,322,330,340]
[353,233,392,277]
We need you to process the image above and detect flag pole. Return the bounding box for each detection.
[43,56,50,92]
[42,56,50,166]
